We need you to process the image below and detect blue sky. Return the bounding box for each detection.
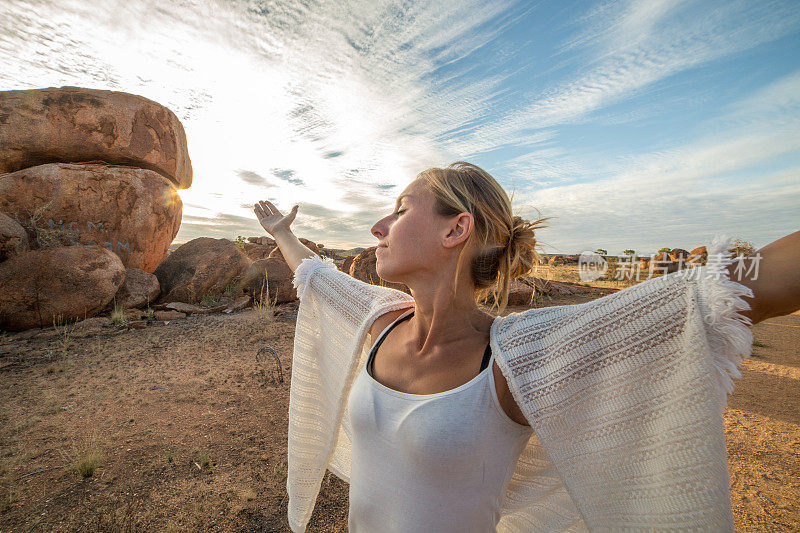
[2,0,798,254]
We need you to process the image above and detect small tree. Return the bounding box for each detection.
[658,247,671,254]
[730,238,755,257]
[234,235,247,250]
[595,248,607,256]
[622,249,636,256]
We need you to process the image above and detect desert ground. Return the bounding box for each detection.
[1,264,797,532]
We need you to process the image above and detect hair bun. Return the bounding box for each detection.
[507,215,543,279]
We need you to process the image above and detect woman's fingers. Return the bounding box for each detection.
[262,200,282,217]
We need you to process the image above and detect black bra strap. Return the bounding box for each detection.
[479,342,492,372]
[367,311,413,376]
[368,310,493,377]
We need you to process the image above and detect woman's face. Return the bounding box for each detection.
[370,179,451,284]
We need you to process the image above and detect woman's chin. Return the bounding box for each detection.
[375,262,399,284]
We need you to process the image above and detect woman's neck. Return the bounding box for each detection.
[405,287,494,357]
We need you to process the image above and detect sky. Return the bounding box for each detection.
[2,0,799,255]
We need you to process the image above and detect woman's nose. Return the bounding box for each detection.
[371,218,388,239]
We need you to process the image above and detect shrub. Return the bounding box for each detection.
[200,293,221,307]
[223,283,240,298]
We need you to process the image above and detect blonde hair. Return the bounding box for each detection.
[417,161,550,315]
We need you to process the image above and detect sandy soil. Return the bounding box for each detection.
[0,293,797,532]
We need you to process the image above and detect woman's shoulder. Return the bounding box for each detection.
[368,307,414,346]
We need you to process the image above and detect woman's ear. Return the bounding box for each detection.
[442,212,473,249]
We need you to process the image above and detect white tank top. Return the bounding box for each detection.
[346,308,534,533]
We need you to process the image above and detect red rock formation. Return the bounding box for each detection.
[0,86,192,188]
[0,162,181,272]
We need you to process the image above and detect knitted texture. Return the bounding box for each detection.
[286,234,753,532]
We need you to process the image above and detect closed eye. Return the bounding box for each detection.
[393,209,405,215]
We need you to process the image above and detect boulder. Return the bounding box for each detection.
[105,268,160,310]
[341,255,355,274]
[241,258,297,304]
[0,212,28,261]
[669,248,690,262]
[241,242,275,261]
[0,162,182,272]
[649,253,678,274]
[0,244,125,330]
[153,237,251,304]
[350,246,410,294]
[248,236,275,246]
[688,246,707,267]
[0,86,192,188]
[507,279,535,306]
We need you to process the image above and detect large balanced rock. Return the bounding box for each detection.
[0,245,125,330]
[0,212,28,261]
[0,86,192,188]
[0,162,182,272]
[349,246,410,294]
[154,237,250,304]
[105,268,160,310]
[241,257,297,304]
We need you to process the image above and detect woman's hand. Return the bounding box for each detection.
[254,200,298,237]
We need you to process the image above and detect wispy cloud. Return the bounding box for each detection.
[2,0,798,250]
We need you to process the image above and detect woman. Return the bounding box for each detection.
[255,162,799,532]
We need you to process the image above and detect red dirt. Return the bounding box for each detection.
[0,297,797,531]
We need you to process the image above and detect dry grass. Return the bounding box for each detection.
[65,433,103,478]
[109,302,128,326]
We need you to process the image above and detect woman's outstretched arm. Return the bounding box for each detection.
[253,200,316,272]
[731,229,800,325]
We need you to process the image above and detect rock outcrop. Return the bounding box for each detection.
[0,86,192,188]
[241,242,275,261]
[0,245,125,330]
[154,238,250,304]
[0,162,182,272]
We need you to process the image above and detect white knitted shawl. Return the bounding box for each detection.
[286,234,753,532]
